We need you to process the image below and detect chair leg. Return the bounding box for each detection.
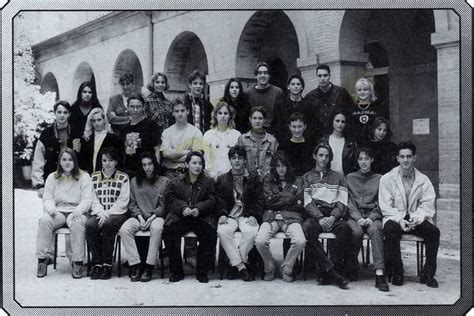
[160,243,165,279]
[118,236,122,277]
[53,234,58,270]
[416,241,420,277]
[218,244,226,280]
[86,243,91,276]
[366,239,371,268]
[420,242,425,277]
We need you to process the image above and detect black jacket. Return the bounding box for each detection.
[184,94,213,133]
[320,134,358,176]
[78,133,124,174]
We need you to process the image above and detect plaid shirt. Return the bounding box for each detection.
[144,92,173,129]
[189,94,202,131]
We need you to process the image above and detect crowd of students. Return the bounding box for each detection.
[32,62,440,292]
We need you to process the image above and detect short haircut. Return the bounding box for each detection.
[211,101,236,129]
[288,112,305,124]
[397,141,417,156]
[185,150,206,171]
[53,100,71,112]
[228,145,247,160]
[249,106,267,119]
[127,93,145,106]
[119,72,134,85]
[357,147,375,159]
[99,146,120,162]
[355,77,377,103]
[147,72,169,92]
[254,62,271,76]
[188,70,206,84]
[313,142,334,162]
[287,73,305,90]
[171,97,186,110]
[316,64,331,75]
[55,147,80,179]
[83,107,109,139]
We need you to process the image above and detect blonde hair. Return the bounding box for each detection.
[355,78,377,103]
[210,101,236,129]
[83,107,110,140]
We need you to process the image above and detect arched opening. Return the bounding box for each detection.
[73,62,96,92]
[40,72,60,100]
[236,10,300,91]
[112,49,144,95]
[364,41,390,112]
[164,31,208,100]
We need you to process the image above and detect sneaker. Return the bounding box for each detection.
[263,271,275,281]
[71,261,83,279]
[169,272,184,282]
[327,269,349,289]
[140,265,153,282]
[391,274,404,286]
[90,265,102,280]
[100,265,112,280]
[420,275,438,288]
[36,259,48,278]
[281,267,294,283]
[130,264,141,282]
[238,268,252,282]
[375,275,389,292]
[196,273,209,283]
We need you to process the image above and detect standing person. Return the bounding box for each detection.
[202,101,241,180]
[162,151,217,283]
[346,147,389,291]
[222,78,250,134]
[161,98,203,179]
[32,100,74,198]
[120,93,162,178]
[366,117,398,175]
[144,72,174,130]
[69,81,103,139]
[246,62,285,129]
[237,106,279,179]
[119,151,170,282]
[215,146,264,281]
[302,64,354,139]
[107,72,135,135]
[320,107,358,175]
[301,142,351,289]
[349,78,388,143]
[272,74,305,144]
[78,107,123,174]
[184,70,213,133]
[255,152,306,282]
[36,148,92,279]
[379,141,440,288]
[87,147,130,280]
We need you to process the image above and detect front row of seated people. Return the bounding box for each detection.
[35,140,440,290]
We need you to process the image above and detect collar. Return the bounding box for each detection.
[53,121,71,139]
[398,168,415,180]
[231,169,250,178]
[100,170,118,180]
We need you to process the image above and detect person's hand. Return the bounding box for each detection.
[326,216,335,228]
[70,210,83,222]
[246,216,257,226]
[138,215,146,230]
[319,217,332,232]
[37,188,45,199]
[365,218,373,226]
[406,218,418,231]
[399,219,411,232]
[191,208,199,217]
[218,215,228,225]
[97,211,110,228]
[183,207,193,217]
[357,219,366,227]
[46,208,58,217]
[143,215,155,230]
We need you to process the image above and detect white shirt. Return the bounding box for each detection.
[202,128,241,179]
[161,123,203,169]
[329,134,345,174]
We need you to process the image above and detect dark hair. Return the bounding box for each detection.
[249,106,267,120]
[369,116,393,141]
[228,145,247,160]
[119,72,134,85]
[147,72,169,92]
[287,74,305,90]
[397,141,417,156]
[188,70,206,84]
[313,142,334,162]
[288,112,305,124]
[185,150,206,172]
[328,106,353,139]
[55,147,81,179]
[211,101,236,129]
[270,151,296,185]
[127,93,145,107]
[357,147,375,159]
[99,146,120,163]
[316,64,331,75]
[53,100,71,113]
[171,97,187,110]
[223,78,244,102]
[136,151,161,186]
[254,62,271,76]
[72,81,101,108]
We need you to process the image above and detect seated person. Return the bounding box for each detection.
[215,145,264,281]
[255,152,306,282]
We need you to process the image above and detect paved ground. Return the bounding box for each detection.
[12,189,461,307]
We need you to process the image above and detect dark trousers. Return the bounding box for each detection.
[383,220,440,277]
[302,218,353,274]
[86,214,129,265]
[163,218,217,275]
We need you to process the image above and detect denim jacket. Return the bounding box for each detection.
[237,131,279,179]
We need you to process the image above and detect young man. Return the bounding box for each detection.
[279,112,314,177]
[107,72,135,135]
[247,62,285,129]
[302,64,354,139]
[161,98,203,179]
[301,142,351,289]
[379,141,440,288]
[184,70,213,133]
[346,147,389,291]
[215,146,264,281]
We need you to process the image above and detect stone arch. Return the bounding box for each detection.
[73,62,96,93]
[112,49,144,95]
[236,10,300,90]
[40,72,60,101]
[164,31,208,98]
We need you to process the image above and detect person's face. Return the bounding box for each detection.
[275,161,288,178]
[189,78,205,97]
[256,66,270,87]
[186,155,203,177]
[250,111,265,130]
[374,122,388,141]
[314,147,330,170]
[356,84,371,101]
[121,80,134,95]
[153,75,167,93]
[141,157,155,178]
[81,86,93,102]
[289,119,306,139]
[333,114,346,133]
[397,149,416,171]
[357,152,373,173]
[288,78,303,96]
[229,154,246,172]
[316,69,330,88]
[54,105,70,125]
[173,104,188,122]
[91,113,105,132]
[128,99,144,119]
[102,154,118,175]
[229,81,240,99]
[60,152,75,175]
[216,106,230,126]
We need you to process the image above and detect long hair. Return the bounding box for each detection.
[354,77,377,103]
[147,72,169,92]
[223,78,244,103]
[55,147,81,179]
[368,116,393,141]
[269,151,296,185]
[210,101,236,129]
[83,107,110,140]
[71,81,101,108]
[135,151,161,186]
[328,106,353,139]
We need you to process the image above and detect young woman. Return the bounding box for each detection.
[69,81,103,139]
[320,107,358,175]
[36,147,93,279]
[202,101,241,179]
[119,151,170,282]
[222,78,250,134]
[162,151,217,283]
[86,147,130,280]
[255,152,306,282]
[366,117,398,175]
[78,108,123,174]
[237,106,279,179]
[144,72,174,129]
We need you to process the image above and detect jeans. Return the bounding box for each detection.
[346,218,385,271]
